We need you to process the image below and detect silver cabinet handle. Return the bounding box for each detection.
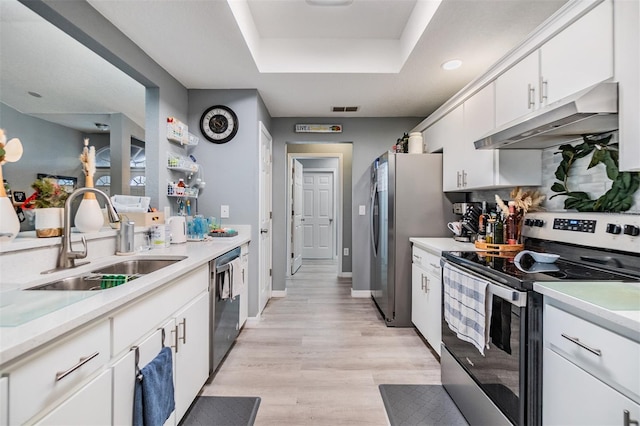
[527,83,536,109]
[55,351,99,381]
[429,263,439,269]
[539,76,548,104]
[171,324,179,353]
[456,171,461,188]
[420,274,426,291]
[179,318,187,345]
[624,410,639,426]
[561,333,602,356]
[462,170,467,187]
[413,254,421,263]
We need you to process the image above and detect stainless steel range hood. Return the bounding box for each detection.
[474,82,618,150]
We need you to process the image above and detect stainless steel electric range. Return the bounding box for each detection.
[440,212,640,425]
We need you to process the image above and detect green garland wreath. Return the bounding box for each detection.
[550,133,640,212]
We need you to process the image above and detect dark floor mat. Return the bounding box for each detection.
[180,396,261,426]
[379,384,468,426]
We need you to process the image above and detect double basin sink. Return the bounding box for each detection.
[26,256,187,291]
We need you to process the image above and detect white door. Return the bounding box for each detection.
[302,171,334,259]
[258,122,272,314]
[291,159,304,274]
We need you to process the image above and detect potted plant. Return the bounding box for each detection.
[31,177,69,237]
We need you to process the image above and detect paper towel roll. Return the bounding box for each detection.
[408,132,423,153]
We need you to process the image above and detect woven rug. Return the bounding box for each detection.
[379,384,468,426]
[181,396,261,426]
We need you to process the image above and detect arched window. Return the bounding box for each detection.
[95,175,111,186]
[95,145,146,168]
[130,176,146,186]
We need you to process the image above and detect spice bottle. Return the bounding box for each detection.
[505,201,518,245]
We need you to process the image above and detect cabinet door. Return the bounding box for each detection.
[240,244,249,327]
[495,52,539,127]
[424,271,442,357]
[615,0,640,172]
[411,264,428,337]
[441,105,465,191]
[461,84,496,189]
[174,292,210,422]
[0,377,7,426]
[112,322,175,426]
[540,0,613,105]
[543,348,640,426]
[35,369,111,426]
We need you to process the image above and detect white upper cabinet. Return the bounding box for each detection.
[441,85,542,192]
[496,0,614,128]
[495,53,540,127]
[540,0,613,105]
[424,106,463,154]
[615,0,640,172]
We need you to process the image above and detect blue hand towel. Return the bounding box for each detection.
[133,346,175,426]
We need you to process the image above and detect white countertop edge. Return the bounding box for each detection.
[534,282,640,339]
[0,232,250,366]
[410,237,476,256]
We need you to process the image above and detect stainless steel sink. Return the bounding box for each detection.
[26,256,187,291]
[27,276,105,291]
[90,257,187,275]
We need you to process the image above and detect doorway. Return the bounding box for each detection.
[259,122,273,315]
[287,153,342,276]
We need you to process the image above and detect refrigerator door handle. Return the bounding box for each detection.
[370,182,377,257]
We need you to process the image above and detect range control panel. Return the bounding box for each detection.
[552,218,597,233]
[522,212,639,253]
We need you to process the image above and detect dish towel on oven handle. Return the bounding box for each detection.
[442,263,492,356]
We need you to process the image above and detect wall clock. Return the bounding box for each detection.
[199,105,238,144]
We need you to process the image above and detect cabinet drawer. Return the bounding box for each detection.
[545,304,640,402]
[112,265,208,356]
[8,320,110,425]
[412,246,441,277]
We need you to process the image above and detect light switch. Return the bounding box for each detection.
[343,248,349,256]
[221,205,229,218]
[359,205,366,215]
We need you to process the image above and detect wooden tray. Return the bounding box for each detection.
[474,241,523,252]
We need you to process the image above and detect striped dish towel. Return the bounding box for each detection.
[443,263,492,355]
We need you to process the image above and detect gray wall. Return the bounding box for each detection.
[271,117,422,292]
[188,89,271,317]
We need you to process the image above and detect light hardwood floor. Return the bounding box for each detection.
[200,259,441,425]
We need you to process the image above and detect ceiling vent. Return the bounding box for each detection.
[332,106,359,112]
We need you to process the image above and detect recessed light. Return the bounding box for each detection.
[28,91,42,98]
[95,122,109,131]
[441,59,462,71]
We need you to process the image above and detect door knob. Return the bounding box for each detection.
[260,228,269,234]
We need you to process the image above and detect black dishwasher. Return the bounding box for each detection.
[209,247,241,376]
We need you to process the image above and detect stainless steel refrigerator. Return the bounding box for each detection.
[370,151,460,327]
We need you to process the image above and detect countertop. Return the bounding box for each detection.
[534,281,640,341]
[409,237,476,256]
[0,232,250,366]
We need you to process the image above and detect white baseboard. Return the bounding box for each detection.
[338,272,353,278]
[351,289,372,298]
[271,289,287,298]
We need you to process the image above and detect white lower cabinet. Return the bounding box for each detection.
[411,246,442,356]
[543,348,639,426]
[7,320,110,425]
[0,377,8,426]
[240,243,249,327]
[35,369,112,426]
[173,292,209,421]
[543,301,640,425]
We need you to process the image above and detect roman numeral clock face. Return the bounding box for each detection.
[199,105,238,144]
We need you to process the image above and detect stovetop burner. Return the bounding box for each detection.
[442,250,640,291]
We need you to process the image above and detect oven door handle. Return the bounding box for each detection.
[441,259,527,308]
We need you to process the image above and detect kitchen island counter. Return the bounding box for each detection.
[0,230,250,366]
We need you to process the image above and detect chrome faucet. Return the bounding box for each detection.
[42,187,119,274]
